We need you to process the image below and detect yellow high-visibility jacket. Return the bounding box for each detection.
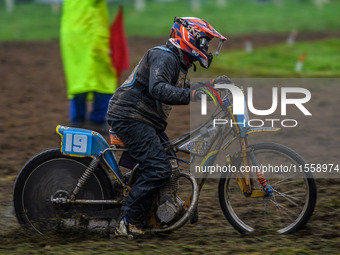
[60,0,117,99]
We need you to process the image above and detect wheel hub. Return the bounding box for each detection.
[51,190,71,209]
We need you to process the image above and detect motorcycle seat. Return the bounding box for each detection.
[109,130,125,146]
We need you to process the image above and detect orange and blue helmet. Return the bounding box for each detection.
[169,17,227,69]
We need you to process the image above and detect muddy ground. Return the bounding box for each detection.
[0,33,340,254]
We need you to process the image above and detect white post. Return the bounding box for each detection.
[191,0,201,12]
[5,0,15,13]
[286,30,298,46]
[135,0,145,11]
[217,0,227,8]
[245,36,253,53]
[274,0,282,6]
[295,53,307,73]
[315,0,326,9]
[51,0,60,14]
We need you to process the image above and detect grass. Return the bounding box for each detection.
[1,0,340,41]
[0,3,61,41]
[118,0,340,37]
[210,38,340,77]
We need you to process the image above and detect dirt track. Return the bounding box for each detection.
[0,34,340,253]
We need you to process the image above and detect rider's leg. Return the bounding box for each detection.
[109,118,172,225]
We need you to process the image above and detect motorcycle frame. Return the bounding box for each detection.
[56,87,280,207]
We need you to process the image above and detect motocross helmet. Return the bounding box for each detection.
[169,17,227,69]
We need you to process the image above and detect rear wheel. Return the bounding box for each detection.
[13,148,118,235]
[218,142,317,234]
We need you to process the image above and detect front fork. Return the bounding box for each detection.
[228,137,272,198]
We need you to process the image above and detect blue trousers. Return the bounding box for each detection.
[70,92,112,125]
[108,117,172,223]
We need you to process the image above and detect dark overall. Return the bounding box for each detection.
[107,44,191,223]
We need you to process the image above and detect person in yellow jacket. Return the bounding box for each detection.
[60,0,117,127]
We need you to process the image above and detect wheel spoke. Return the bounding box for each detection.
[271,174,300,187]
[220,143,316,234]
[268,199,298,221]
[272,190,299,206]
[272,193,285,223]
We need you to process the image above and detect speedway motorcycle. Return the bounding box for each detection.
[13,86,316,236]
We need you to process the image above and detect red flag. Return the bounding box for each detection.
[110,6,130,80]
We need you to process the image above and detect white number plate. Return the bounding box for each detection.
[62,131,92,156]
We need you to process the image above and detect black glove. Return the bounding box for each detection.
[191,88,214,101]
[191,89,203,101]
[211,75,233,85]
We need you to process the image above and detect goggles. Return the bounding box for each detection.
[199,37,224,56]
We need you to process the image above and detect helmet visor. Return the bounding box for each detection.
[215,39,224,56]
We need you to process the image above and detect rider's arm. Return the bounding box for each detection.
[148,51,190,105]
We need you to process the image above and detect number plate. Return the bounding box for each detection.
[61,131,92,156]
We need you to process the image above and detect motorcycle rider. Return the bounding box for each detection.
[107,17,229,237]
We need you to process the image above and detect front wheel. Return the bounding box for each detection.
[13,148,118,235]
[218,142,317,234]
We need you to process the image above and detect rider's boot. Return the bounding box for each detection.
[114,217,147,239]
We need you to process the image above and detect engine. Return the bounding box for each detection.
[156,161,183,224]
